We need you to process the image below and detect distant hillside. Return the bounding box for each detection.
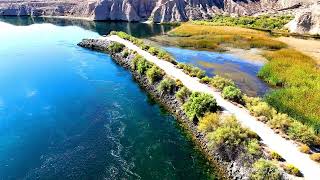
[0,0,319,34]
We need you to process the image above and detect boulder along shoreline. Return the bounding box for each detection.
[78,38,260,180]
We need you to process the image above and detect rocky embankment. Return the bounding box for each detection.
[77,38,299,180]
[77,38,251,179]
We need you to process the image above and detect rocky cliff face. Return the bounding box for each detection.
[0,0,304,21]
[286,2,320,35]
[0,0,319,34]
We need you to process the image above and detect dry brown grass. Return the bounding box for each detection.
[167,24,287,51]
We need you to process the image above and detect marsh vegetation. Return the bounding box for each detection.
[155,22,320,135]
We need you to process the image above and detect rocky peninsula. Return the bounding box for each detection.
[77,34,320,179]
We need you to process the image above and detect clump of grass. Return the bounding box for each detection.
[222,85,243,103]
[299,144,311,154]
[146,65,164,83]
[246,139,262,157]
[310,153,320,163]
[248,101,276,120]
[270,151,283,161]
[175,86,191,103]
[198,113,221,133]
[251,159,281,180]
[122,49,130,58]
[268,113,292,131]
[200,76,212,84]
[210,75,235,90]
[107,42,125,53]
[287,121,318,146]
[283,164,301,177]
[177,63,206,78]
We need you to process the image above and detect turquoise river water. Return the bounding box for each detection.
[0,17,217,180]
[0,16,269,180]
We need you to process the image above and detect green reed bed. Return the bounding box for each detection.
[192,15,293,31]
[167,24,287,51]
[258,49,320,133]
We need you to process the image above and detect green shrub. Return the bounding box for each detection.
[198,113,221,133]
[146,66,163,83]
[200,76,212,84]
[110,31,144,45]
[157,78,176,93]
[243,95,262,108]
[131,55,143,70]
[157,50,174,62]
[222,85,243,103]
[310,153,320,163]
[107,42,125,53]
[211,75,235,90]
[268,113,292,131]
[283,164,301,176]
[136,58,152,75]
[177,63,206,78]
[175,79,183,88]
[175,86,191,103]
[206,116,255,149]
[246,139,262,156]
[122,49,129,58]
[287,121,317,146]
[148,47,159,56]
[299,144,311,154]
[251,159,281,180]
[141,44,150,51]
[270,151,282,161]
[248,102,276,120]
[183,92,218,120]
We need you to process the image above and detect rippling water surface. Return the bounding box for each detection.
[0,18,216,179]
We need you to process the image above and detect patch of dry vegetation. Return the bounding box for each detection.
[167,24,287,51]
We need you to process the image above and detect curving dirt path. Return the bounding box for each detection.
[104,35,320,180]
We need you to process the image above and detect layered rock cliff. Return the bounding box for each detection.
[286,2,320,35]
[0,0,319,34]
